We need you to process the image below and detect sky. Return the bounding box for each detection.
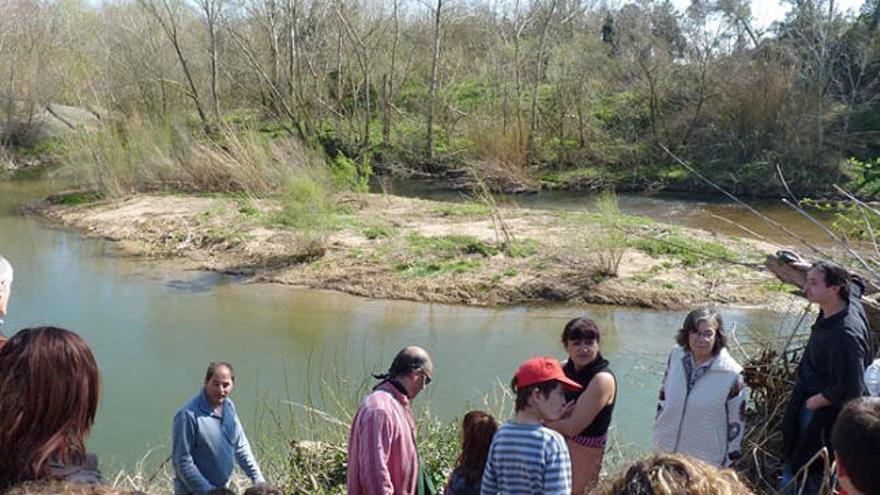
[671,0,866,30]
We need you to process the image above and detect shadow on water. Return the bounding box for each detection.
[163,272,245,293]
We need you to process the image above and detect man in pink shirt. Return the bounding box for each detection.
[347,346,434,495]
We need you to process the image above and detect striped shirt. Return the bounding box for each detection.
[347,383,418,495]
[480,422,572,495]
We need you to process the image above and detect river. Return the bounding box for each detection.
[0,176,807,474]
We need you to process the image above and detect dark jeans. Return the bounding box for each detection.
[781,408,826,495]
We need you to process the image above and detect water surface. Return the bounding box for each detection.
[0,178,803,473]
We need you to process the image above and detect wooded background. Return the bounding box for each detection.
[3,0,880,196]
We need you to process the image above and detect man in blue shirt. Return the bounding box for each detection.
[172,362,265,494]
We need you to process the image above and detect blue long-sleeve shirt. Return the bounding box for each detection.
[172,389,265,494]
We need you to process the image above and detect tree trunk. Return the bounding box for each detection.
[816,0,836,154]
[528,0,557,154]
[284,0,299,101]
[383,0,399,148]
[139,0,211,134]
[426,0,443,159]
[203,0,222,124]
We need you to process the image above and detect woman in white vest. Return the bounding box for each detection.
[652,308,747,467]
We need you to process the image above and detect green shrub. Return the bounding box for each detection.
[331,152,372,193]
[362,223,396,240]
[275,172,337,232]
[586,190,627,277]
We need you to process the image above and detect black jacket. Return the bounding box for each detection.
[782,279,874,472]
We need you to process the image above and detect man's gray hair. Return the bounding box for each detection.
[0,255,12,286]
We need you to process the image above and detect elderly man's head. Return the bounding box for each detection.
[386,346,433,400]
[0,255,12,320]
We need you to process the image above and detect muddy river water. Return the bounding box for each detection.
[0,177,808,473]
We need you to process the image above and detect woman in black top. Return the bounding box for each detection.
[548,318,616,495]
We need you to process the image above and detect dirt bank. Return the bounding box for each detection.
[33,192,801,310]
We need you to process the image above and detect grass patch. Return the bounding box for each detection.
[362,222,396,240]
[395,259,483,277]
[630,231,739,266]
[234,198,261,217]
[395,234,498,278]
[431,202,492,217]
[504,238,539,258]
[762,281,793,293]
[406,234,499,258]
[540,166,604,184]
[47,190,102,206]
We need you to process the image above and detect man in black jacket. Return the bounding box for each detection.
[782,261,874,494]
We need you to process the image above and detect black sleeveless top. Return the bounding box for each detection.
[563,353,616,438]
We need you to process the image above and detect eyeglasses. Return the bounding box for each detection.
[419,369,433,386]
[689,329,716,339]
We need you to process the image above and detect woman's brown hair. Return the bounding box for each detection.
[453,410,498,486]
[0,327,100,488]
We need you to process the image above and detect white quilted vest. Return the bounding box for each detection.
[652,346,743,466]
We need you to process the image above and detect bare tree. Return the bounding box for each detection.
[425,0,446,159]
[334,0,385,148]
[528,0,558,154]
[197,0,225,123]
[138,0,212,133]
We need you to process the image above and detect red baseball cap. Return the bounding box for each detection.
[514,356,582,392]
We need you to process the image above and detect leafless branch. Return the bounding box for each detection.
[660,143,832,258]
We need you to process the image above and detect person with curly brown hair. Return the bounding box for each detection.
[596,452,754,495]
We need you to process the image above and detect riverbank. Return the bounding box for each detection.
[32,191,799,310]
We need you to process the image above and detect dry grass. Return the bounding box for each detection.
[465,119,536,193]
[62,117,325,198]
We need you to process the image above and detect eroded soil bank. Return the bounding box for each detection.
[33,192,800,310]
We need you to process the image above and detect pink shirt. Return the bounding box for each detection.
[347,383,418,495]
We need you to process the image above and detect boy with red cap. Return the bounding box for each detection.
[481,356,582,495]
